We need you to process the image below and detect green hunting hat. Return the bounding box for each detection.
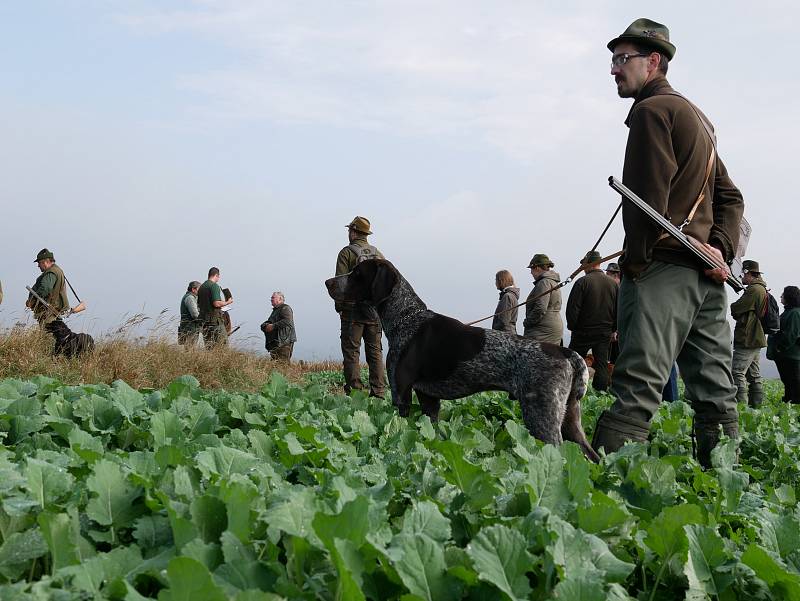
[582,250,603,265]
[34,248,54,262]
[742,260,761,273]
[605,262,621,273]
[346,216,373,235]
[608,18,676,61]
[527,253,554,269]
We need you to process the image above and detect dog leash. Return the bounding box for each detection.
[464,250,623,326]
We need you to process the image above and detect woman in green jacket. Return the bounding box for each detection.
[767,286,800,403]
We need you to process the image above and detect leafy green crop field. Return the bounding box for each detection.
[0,373,798,600]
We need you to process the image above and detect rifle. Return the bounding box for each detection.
[26,286,67,320]
[608,177,744,292]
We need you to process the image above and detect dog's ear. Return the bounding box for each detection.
[371,261,399,305]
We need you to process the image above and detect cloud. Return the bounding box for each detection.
[117,1,615,160]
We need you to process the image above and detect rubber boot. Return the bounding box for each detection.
[693,415,739,469]
[591,410,651,455]
[734,384,748,405]
[747,384,763,408]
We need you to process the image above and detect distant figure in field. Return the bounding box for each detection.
[522,253,563,344]
[566,251,618,391]
[730,260,768,407]
[767,286,800,404]
[178,280,202,347]
[25,248,92,357]
[261,291,297,362]
[197,267,233,348]
[335,216,386,398]
[491,270,519,335]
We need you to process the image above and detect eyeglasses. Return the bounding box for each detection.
[610,53,651,68]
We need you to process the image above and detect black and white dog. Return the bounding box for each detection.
[325,259,599,462]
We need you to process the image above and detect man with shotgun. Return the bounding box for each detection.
[592,19,744,467]
[26,248,89,355]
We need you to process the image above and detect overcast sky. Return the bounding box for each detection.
[1,1,797,362]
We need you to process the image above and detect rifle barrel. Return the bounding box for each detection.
[608,177,743,292]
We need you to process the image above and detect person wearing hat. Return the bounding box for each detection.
[565,251,619,391]
[25,248,73,350]
[178,280,202,347]
[605,262,621,285]
[730,260,768,406]
[522,253,563,344]
[334,216,386,397]
[593,19,745,467]
[197,267,233,348]
[261,291,297,363]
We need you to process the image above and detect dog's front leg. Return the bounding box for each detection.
[390,357,414,417]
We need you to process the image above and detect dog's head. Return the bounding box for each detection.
[325,259,399,307]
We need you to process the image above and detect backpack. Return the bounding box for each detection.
[759,287,780,335]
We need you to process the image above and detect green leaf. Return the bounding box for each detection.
[157,556,228,601]
[577,491,631,534]
[72,393,123,432]
[552,574,609,601]
[195,446,260,479]
[352,410,377,438]
[85,459,142,528]
[110,380,146,420]
[165,375,200,401]
[263,488,322,547]
[151,410,184,449]
[38,509,95,570]
[432,440,500,511]
[684,524,734,597]
[190,495,228,544]
[67,427,104,463]
[467,524,533,601]
[389,533,460,601]
[219,476,258,543]
[526,445,570,514]
[58,545,143,594]
[401,500,451,543]
[741,544,800,600]
[548,516,634,583]
[24,458,74,509]
[561,442,592,501]
[0,528,48,578]
[184,400,219,438]
[133,515,173,550]
[644,504,704,563]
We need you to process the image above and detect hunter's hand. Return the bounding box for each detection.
[264,323,274,333]
[702,243,730,284]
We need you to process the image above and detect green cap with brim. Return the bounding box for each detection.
[608,18,676,61]
[742,260,761,273]
[34,248,54,262]
[582,250,603,265]
[527,254,554,269]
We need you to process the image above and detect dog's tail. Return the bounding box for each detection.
[562,351,600,463]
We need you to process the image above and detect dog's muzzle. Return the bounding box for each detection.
[324,274,348,300]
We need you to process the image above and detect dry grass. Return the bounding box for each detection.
[0,323,342,391]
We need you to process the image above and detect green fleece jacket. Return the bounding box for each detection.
[767,308,800,361]
[730,278,767,348]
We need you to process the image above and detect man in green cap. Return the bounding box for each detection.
[522,253,563,344]
[197,267,233,349]
[335,216,386,397]
[566,251,618,391]
[26,248,72,349]
[730,260,768,407]
[593,19,744,467]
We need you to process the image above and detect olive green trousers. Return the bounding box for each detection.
[609,261,737,424]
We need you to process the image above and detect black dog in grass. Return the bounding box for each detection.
[325,259,599,462]
[46,320,95,358]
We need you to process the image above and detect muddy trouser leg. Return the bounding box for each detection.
[745,349,763,406]
[595,262,736,457]
[341,319,364,393]
[270,343,293,363]
[363,322,386,397]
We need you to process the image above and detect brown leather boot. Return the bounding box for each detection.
[591,410,651,455]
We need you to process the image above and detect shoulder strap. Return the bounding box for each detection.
[662,91,717,231]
